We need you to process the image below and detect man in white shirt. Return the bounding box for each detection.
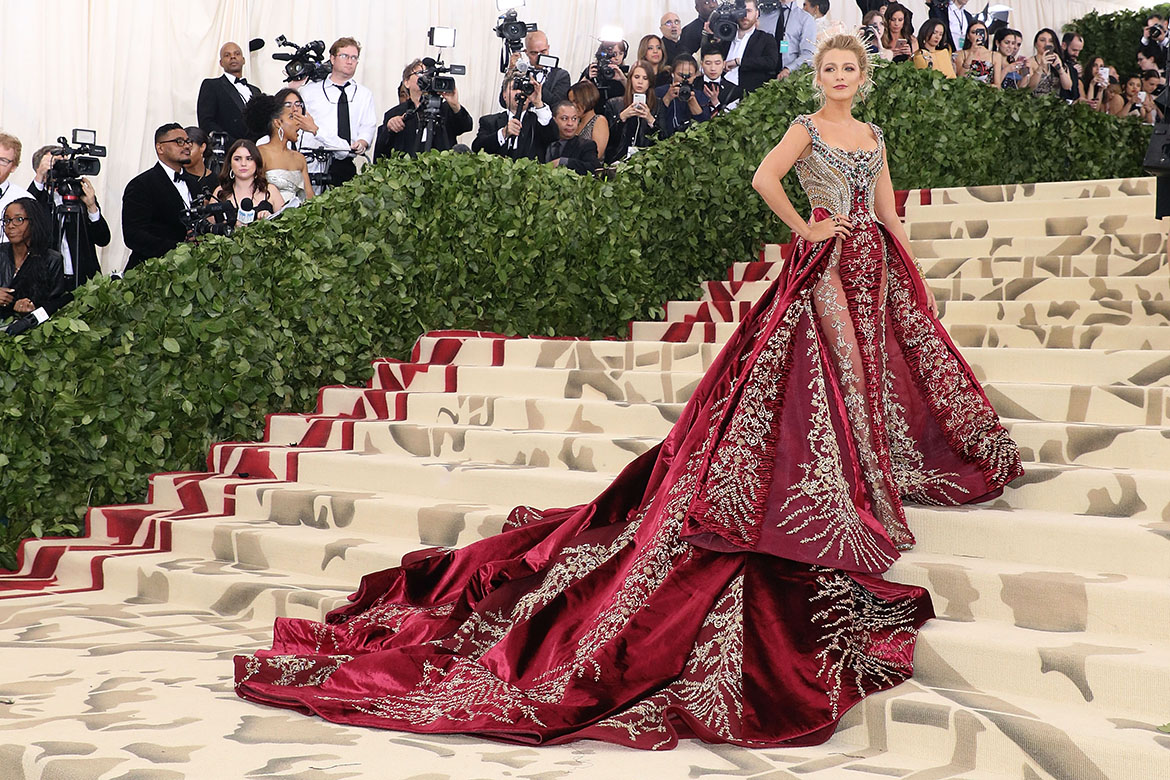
[300,37,377,190]
[29,145,111,287]
[0,133,32,245]
[945,0,973,53]
[723,0,779,94]
[759,0,816,78]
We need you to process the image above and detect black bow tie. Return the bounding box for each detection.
[235,77,249,85]
[174,171,184,183]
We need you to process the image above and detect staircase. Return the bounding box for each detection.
[1,177,1167,780]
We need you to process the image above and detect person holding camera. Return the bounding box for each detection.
[658,55,709,137]
[376,59,473,158]
[473,75,557,161]
[568,81,610,164]
[721,0,780,93]
[1059,33,1085,103]
[28,145,110,289]
[605,61,660,163]
[912,19,956,78]
[681,0,719,55]
[1112,75,1157,122]
[517,31,571,110]
[699,46,743,114]
[299,37,377,188]
[0,133,32,245]
[1142,15,1169,70]
[121,123,200,271]
[581,40,629,108]
[212,140,284,222]
[1026,28,1072,98]
[1,197,68,326]
[955,20,994,85]
[197,42,261,147]
[992,27,1029,90]
[543,102,600,175]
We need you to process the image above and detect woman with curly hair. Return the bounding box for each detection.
[245,89,314,209]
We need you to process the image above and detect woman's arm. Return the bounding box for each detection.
[751,124,850,244]
[874,146,937,314]
[591,119,610,162]
[1057,62,1073,90]
[267,183,286,215]
[297,153,314,200]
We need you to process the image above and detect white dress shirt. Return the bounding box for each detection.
[0,180,34,244]
[760,2,817,72]
[949,3,970,51]
[725,27,756,85]
[299,78,377,192]
[157,161,191,208]
[497,103,553,147]
[227,73,253,103]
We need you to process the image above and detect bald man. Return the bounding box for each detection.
[521,30,570,109]
[196,41,261,145]
[660,12,684,63]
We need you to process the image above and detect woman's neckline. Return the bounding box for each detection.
[804,116,880,154]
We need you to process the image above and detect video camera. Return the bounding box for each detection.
[207,131,228,178]
[709,0,748,43]
[46,129,106,215]
[418,57,465,95]
[272,36,331,82]
[495,9,536,53]
[181,198,236,238]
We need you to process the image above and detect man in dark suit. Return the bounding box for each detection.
[375,58,474,159]
[473,77,557,161]
[196,42,261,145]
[681,0,719,55]
[699,46,743,115]
[930,0,976,54]
[660,12,685,63]
[522,31,571,110]
[719,0,779,95]
[121,124,198,272]
[28,144,111,289]
[543,102,599,174]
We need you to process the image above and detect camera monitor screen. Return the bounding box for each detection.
[73,129,97,145]
[428,27,456,48]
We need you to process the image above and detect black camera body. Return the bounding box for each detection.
[46,130,106,214]
[182,197,236,237]
[418,58,465,95]
[1153,24,1167,41]
[207,131,228,178]
[709,0,748,43]
[594,47,617,81]
[273,36,332,82]
[495,10,536,52]
[677,76,694,101]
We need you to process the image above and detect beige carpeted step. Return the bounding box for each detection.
[906,194,1157,223]
[909,214,1163,241]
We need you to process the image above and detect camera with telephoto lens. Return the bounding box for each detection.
[495,9,536,53]
[181,192,236,238]
[709,0,748,43]
[593,46,617,80]
[272,36,331,82]
[46,129,106,214]
[511,63,537,98]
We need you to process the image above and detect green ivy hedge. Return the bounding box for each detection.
[1068,4,1170,80]
[0,62,1151,567]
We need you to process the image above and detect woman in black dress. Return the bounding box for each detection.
[0,197,67,322]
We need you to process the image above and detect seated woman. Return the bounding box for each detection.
[881,3,917,62]
[992,27,1029,90]
[182,127,220,196]
[637,34,672,88]
[912,19,956,78]
[213,139,285,224]
[955,20,995,85]
[247,89,314,210]
[1081,56,1110,112]
[1026,28,1073,98]
[1112,75,1156,122]
[0,197,67,324]
[605,60,659,164]
[569,80,609,170]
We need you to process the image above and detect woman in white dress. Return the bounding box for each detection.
[245,88,314,210]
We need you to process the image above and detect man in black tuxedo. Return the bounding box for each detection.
[699,46,743,115]
[472,77,557,161]
[681,0,719,55]
[719,1,779,96]
[121,124,199,272]
[28,144,111,289]
[543,102,599,174]
[197,42,261,145]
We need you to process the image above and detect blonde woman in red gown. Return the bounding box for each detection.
[234,33,1023,749]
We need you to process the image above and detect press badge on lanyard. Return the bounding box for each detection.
[779,40,791,54]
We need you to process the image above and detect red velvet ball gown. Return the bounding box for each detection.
[233,114,1024,749]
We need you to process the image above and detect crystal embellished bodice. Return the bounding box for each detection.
[791,115,885,219]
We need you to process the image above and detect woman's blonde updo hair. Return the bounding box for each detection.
[812,32,875,105]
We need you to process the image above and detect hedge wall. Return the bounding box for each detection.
[1067,4,1170,80]
[0,62,1151,567]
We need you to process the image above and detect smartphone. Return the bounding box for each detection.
[633,93,647,106]
[1099,65,1111,82]
[1139,91,1148,103]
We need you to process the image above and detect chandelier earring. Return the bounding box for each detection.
[278,125,285,141]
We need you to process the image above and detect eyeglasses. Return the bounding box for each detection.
[1,216,28,227]
[0,157,13,167]
[335,53,359,62]
[283,100,305,109]
[159,138,193,147]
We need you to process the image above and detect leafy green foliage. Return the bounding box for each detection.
[1067,4,1170,80]
[0,63,1149,568]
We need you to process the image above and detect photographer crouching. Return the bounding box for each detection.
[29,142,111,290]
[375,58,472,158]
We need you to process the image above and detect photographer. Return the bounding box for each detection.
[658,55,709,137]
[955,20,993,85]
[721,0,779,94]
[1,197,68,326]
[699,46,743,115]
[376,59,473,158]
[29,145,110,289]
[1142,15,1169,70]
[681,0,719,55]
[196,42,261,147]
[581,40,629,107]
[1026,28,1072,98]
[121,123,200,271]
[515,31,571,111]
[1144,68,1166,122]
[299,37,377,187]
[543,102,599,174]
[473,75,557,161]
[0,133,32,244]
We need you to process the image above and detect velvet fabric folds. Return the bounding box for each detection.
[233,115,1023,748]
